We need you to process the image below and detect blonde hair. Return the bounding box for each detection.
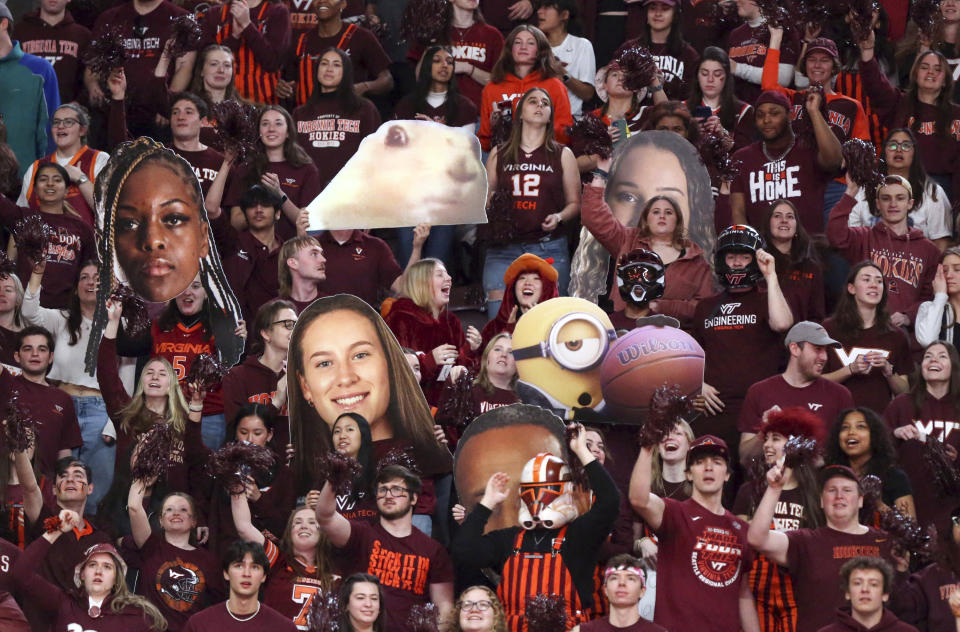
[0,272,24,328]
[401,258,443,311]
[650,419,694,497]
[86,556,168,630]
[278,235,322,297]
[119,356,190,436]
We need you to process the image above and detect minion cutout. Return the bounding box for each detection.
[517,452,579,530]
[512,297,616,419]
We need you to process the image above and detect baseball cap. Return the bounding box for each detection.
[802,37,840,66]
[73,542,128,589]
[687,434,729,465]
[643,0,677,4]
[818,464,861,491]
[784,321,841,348]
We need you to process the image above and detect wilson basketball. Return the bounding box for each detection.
[600,325,704,420]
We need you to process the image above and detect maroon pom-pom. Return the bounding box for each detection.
[406,603,440,632]
[400,0,451,45]
[130,422,178,482]
[376,446,420,475]
[841,0,881,44]
[3,390,37,453]
[615,46,659,93]
[13,215,54,266]
[435,369,476,430]
[316,451,364,495]
[184,353,228,398]
[638,384,691,448]
[525,594,568,632]
[0,251,16,278]
[110,284,150,337]
[308,591,341,632]
[912,0,944,44]
[168,14,204,60]
[566,114,613,160]
[491,101,513,150]
[213,99,259,163]
[210,442,277,491]
[842,138,884,193]
[697,130,742,182]
[697,0,739,30]
[746,455,769,507]
[878,506,934,560]
[797,0,832,31]
[859,473,883,517]
[485,188,517,242]
[924,435,960,497]
[756,0,793,28]
[85,26,127,83]
[783,436,820,470]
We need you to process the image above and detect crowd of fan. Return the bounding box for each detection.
[3,0,960,630]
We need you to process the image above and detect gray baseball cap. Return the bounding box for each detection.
[784,321,840,348]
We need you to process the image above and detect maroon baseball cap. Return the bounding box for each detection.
[687,434,729,465]
[755,90,792,113]
[73,542,127,588]
[802,37,840,66]
[643,0,677,4]
[818,464,861,491]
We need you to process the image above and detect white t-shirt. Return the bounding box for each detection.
[849,180,952,241]
[551,33,596,117]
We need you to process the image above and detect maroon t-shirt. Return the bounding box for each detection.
[14,10,91,103]
[785,526,893,632]
[726,22,800,104]
[0,200,96,309]
[183,601,298,631]
[169,145,225,197]
[286,24,391,104]
[732,484,806,530]
[731,140,832,234]
[281,0,366,33]
[93,1,189,126]
[615,40,698,103]
[883,392,960,529]
[10,374,82,478]
[581,617,668,632]
[446,23,504,108]
[738,375,854,434]
[694,288,786,405]
[889,562,959,632]
[822,318,914,415]
[472,385,518,414]
[221,354,288,444]
[0,326,18,368]
[29,504,112,591]
[215,222,283,327]
[0,538,18,594]
[224,160,322,237]
[315,230,401,307]
[393,93,479,128]
[122,532,224,632]
[292,97,381,191]
[779,259,826,322]
[339,520,455,632]
[493,144,567,243]
[652,498,752,632]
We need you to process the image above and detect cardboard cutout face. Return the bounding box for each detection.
[569,131,715,303]
[306,120,488,230]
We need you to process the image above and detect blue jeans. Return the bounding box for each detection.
[395,224,455,271]
[412,513,433,536]
[71,395,115,515]
[201,413,227,451]
[822,180,847,227]
[483,236,570,319]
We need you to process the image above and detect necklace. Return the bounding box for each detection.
[226,601,261,622]
[762,137,795,163]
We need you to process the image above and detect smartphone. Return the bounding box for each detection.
[693,105,712,120]
[611,119,628,149]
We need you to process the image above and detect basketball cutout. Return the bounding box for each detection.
[601,324,704,420]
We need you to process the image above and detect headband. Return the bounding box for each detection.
[604,565,645,584]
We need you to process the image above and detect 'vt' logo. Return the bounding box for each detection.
[719,303,741,315]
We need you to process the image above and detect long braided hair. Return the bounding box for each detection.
[84,137,244,374]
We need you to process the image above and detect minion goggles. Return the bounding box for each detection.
[511,312,618,371]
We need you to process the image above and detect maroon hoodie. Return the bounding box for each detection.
[888,563,960,632]
[826,194,940,321]
[817,607,918,632]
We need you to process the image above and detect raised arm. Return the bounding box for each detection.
[313,480,352,547]
[231,489,266,545]
[806,90,843,173]
[745,463,791,565]
[13,447,42,526]
[127,478,154,549]
[757,248,793,332]
[628,445,666,530]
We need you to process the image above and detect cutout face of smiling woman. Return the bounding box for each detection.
[114,161,210,302]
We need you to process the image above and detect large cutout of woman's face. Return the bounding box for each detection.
[569,131,714,304]
[114,161,210,303]
[297,308,391,435]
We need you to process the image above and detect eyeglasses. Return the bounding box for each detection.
[460,600,493,612]
[512,312,617,372]
[52,118,81,128]
[376,485,409,498]
[885,141,914,151]
[272,319,297,330]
